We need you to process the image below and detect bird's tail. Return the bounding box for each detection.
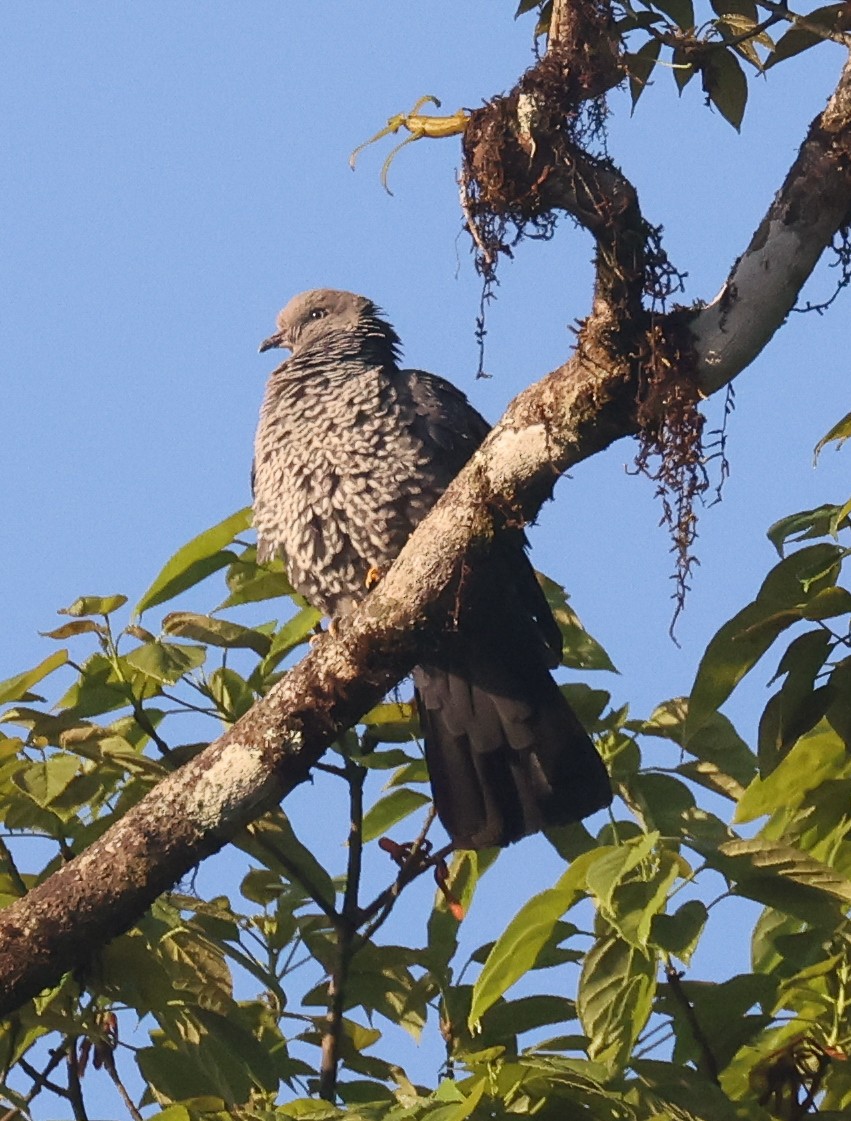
[413,655,612,850]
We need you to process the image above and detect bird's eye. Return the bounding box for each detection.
[309,308,328,321]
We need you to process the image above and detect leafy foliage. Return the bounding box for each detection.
[518,0,851,130]
[2,409,851,1119]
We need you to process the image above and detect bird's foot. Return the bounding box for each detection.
[308,617,340,647]
[364,565,387,591]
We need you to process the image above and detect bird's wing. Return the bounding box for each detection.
[399,368,563,664]
[399,367,491,466]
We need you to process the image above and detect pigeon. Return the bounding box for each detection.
[253,289,611,848]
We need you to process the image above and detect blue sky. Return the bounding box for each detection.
[2,2,849,1112]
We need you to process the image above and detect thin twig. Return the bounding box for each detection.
[247,822,341,926]
[99,1049,144,1121]
[664,961,720,1085]
[65,1038,89,1121]
[356,813,447,949]
[16,1055,68,1098]
[318,760,366,1102]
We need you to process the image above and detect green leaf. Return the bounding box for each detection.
[586,832,659,912]
[629,1059,743,1121]
[758,628,834,772]
[207,667,256,722]
[427,1076,486,1121]
[767,504,847,556]
[768,4,851,70]
[468,847,607,1028]
[650,899,707,963]
[238,815,337,912]
[59,594,128,617]
[577,932,656,1072]
[703,46,748,130]
[0,650,68,705]
[135,508,252,614]
[14,754,82,807]
[537,574,617,671]
[652,0,695,28]
[258,605,323,677]
[219,544,293,609]
[737,722,849,822]
[162,611,271,656]
[361,705,420,749]
[830,495,851,537]
[361,788,431,842]
[815,407,851,460]
[672,47,696,92]
[802,584,851,619]
[659,973,776,1073]
[40,620,105,640]
[124,641,206,684]
[146,1106,192,1121]
[827,659,851,747]
[427,849,494,976]
[710,0,757,24]
[627,772,698,833]
[626,39,663,109]
[55,652,139,720]
[715,837,851,921]
[686,544,845,737]
[687,603,788,739]
[193,1007,282,1093]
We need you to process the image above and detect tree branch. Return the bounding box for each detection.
[692,50,851,393]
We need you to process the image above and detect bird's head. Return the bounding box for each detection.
[259,289,401,363]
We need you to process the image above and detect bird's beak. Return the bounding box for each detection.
[259,330,290,354]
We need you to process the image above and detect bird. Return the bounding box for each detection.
[253,289,612,849]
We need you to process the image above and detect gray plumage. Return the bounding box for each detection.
[253,289,611,849]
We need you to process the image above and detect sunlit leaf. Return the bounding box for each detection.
[650,899,707,963]
[258,605,323,677]
[59,594,128,617]
[162,611,271,656]
[469,847,608,1027]
[124,641,206,684]
[578,932,656,1072]
[767,504,846,556]
[13,754,82,807]
[361,788,431,842]
[219,544,294,609]
[815,407,851,460]
[0,650,68,706]
[713,837,851,922]
[40,620,105,640]
[207,667,256,722]
[537,574,617,671]
[586,832,659,912]
[686,544,845,737]
[135,508,252,615]
[737,722,849,822]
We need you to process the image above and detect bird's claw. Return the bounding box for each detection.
[365,565,386,591]
[308,617,340,647]
[349,95,470,195]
